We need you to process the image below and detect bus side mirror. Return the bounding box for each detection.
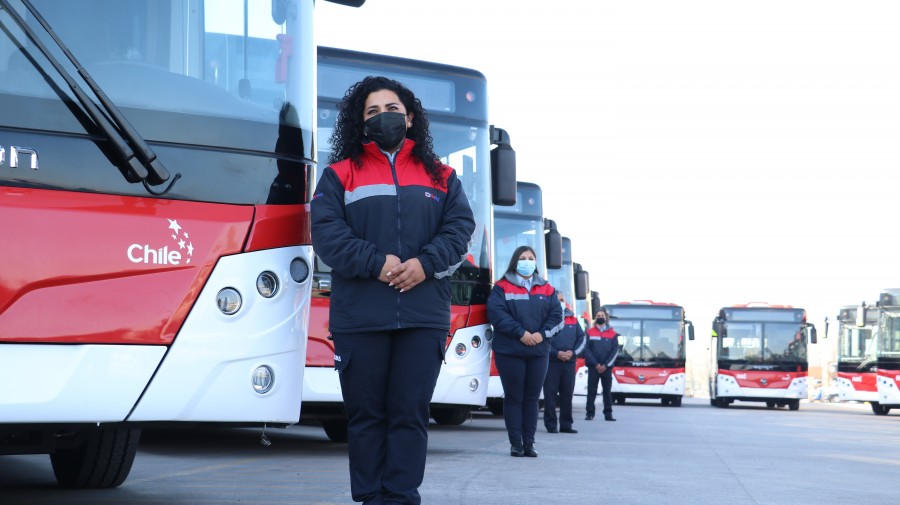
[545,228,562,269]
[591,291,601,316]
[490,126,516,206]
[713,319,725,338]
[856,302,866,327]
[686,321,695,341]
[574,269,589,300]
[807,325,818,344]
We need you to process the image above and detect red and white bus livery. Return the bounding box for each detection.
[0,0,363,488]
[710,303,817,410]
[833,304,878,405]
[601,301,694,407]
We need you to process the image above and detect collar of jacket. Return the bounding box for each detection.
[503,271,549,287]
[362,138,416,164]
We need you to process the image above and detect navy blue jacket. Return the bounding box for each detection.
[487,272,563,358]
[310,140,475,333]
[584,325,619,369]
[550,309,586,362]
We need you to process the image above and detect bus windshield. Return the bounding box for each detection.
[880,313,900,357]
[613,319,682,362]
[0,0,315,151]
[839,325,877,362]
[719,322,807,363]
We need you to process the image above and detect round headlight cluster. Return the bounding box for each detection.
[216,288,242,315]
[471,335,482,349]
[468,378,480,392]
[485,328,494,342]
[256,271,279,298]
[455,342,467,358]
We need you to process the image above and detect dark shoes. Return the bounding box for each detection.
[605,415,616,422]
[546,427,558,433]
[585,413,595,421]
[524,442,538,457]
[560,427,578,434]
[510,443,525,457]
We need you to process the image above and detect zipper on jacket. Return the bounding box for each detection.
[386,151,403,328]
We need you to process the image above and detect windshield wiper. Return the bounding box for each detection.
[0,0,177,194]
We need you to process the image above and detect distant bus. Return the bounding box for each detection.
[603,301,694,406]
[833,303,878,407]
[872,291,900,415]
[710,303,817,410]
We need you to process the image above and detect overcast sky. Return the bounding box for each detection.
[316,0,900,349]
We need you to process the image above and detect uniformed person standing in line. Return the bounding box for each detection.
[584,308,619,421]
[543,292,586,433]
[311,76,475,505]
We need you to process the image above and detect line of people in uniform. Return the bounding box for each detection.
[487,245,619,458]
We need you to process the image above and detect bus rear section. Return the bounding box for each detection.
[709,303,817,410]
[0,0,355,487]
[873,291,900,415]
[603,301,694,407]
[833,303,878,406]
[301,47,515,439]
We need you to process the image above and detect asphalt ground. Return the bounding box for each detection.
[2,398,898,505]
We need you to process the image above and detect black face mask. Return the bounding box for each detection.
[364,111,408,151]
[595,317,606,325]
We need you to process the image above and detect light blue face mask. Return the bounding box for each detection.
[516,259,536,277]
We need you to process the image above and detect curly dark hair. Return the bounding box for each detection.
[328,76,444,188]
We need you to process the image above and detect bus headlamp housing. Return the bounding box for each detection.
[256,271,279,298]
[455,343,467,358]
[216,288,242,315]
[471,335,482,349]
[290,257,310,283]
[252,365,275,394]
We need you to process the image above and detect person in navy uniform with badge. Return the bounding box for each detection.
[543,292,586,433]
[311,76,475,505]
[487,245,563,457]
[584,307,619,421]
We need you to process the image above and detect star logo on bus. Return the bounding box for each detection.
[167,219,195,264]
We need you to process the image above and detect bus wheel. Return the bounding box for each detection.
[323,419,348,442]
[788,400,800,411]
[871,402,889,415]
[715,397,729,408]
[671,396,682,407]
[51,427,140,489]
[661,398,671,406]
[431,407,471,425]
[614,395,626,405]
[487,399,504,416]
[766,401,776,409]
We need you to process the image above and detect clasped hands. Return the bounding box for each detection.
[520,331,543,346]
[379,254,425,293]
[557,350,574,361]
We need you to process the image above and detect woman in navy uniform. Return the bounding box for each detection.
[311,76,475,505]
[487,245,563,457]
[543,292,586,433]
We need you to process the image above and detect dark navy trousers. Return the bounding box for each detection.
[332,328,445,505]
[586,367,614,417]
[494,352,549,445]
[542,359,577,431]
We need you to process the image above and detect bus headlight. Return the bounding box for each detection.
[216,288,242,315]
[485,328,494,342]
[455,343,467,358]
[471,335,482,349]
[290,257,310,283]
[252,366,275,394]
[256,271,279,298]
[469,378,480,392]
